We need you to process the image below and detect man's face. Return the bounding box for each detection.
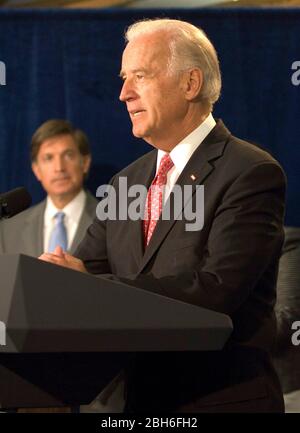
[32,134,91,202]
[119,33,189,150]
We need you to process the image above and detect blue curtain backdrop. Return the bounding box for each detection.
[0,8,299,225]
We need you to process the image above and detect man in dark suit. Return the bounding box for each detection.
[0,119,97,256]
[40,19,286,412]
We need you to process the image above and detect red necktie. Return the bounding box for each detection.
[143,154,174,247]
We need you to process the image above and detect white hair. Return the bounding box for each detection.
[125,18,222,109]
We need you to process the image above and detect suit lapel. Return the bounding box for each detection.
[70,192,97,254]
[21,201,45,256]
[139,119,231,273]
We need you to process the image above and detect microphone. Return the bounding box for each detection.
[0,187,32,219]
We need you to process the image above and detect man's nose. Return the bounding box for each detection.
[119,78,135,102]
[54,156,65,171]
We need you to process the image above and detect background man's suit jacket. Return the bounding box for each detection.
[76,120,286,412]
[0,191,98,256]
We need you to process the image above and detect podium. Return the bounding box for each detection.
[0,254,233,409]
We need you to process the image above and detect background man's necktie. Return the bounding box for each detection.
[143,154,174,247]
[48,211,68,252]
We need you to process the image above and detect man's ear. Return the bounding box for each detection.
[82,155,91,175]
[183,68,203,101]
[31,162,41,181]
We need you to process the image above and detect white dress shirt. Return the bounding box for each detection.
[156,113,216,203]
[43,189,86,252]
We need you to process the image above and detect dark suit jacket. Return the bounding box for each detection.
[75,120,286,412]
[0,190,97,256]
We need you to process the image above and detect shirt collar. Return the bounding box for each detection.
[44,189,86,224]
[156,113,216,173]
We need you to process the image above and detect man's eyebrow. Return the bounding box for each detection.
[42,147,74,156]
[119,68,148,78]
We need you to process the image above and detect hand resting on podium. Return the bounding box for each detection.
[39,245,87,273]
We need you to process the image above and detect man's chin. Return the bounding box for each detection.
[132,123,148,136]
[132,127,152,143]
[48,188,81,206]
[132,129,143,138]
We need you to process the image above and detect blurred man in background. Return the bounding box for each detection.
[0,119,97,256]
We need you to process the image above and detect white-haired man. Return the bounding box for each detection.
[40,19,286,413]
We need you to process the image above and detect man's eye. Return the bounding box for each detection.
[43,155,52,162]
[136,74,144,80]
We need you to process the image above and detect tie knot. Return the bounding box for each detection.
[55,211,65,223]
[157,154,174,179]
